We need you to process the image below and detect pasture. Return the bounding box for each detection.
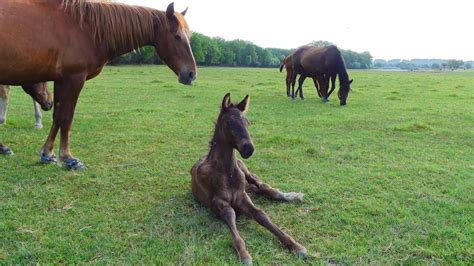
[1,66,472,264]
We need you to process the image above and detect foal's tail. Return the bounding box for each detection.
[279,56,287,72]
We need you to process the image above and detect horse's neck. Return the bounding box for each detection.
[338,69,350,85]
[207,129,236,172]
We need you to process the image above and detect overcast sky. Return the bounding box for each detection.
[118,0,474,60]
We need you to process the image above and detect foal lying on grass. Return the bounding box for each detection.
[191,93,307,264]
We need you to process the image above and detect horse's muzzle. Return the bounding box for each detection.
[41,101,53,111]
[179,70,196,85]
[238,143,254,159]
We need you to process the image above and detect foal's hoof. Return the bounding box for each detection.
[34,123,43,129]
[241,257,253,265]
[0,146,14,156]
[322,98,329,103]
[40,152,57,163]
[296,247,308,258]
[63,158,86,171]
[278,191,305,202]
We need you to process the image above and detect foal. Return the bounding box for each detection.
[191,93,307,264]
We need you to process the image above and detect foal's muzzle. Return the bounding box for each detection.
[238,143,254,159]
[41,101,53,111]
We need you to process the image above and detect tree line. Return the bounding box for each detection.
[110,32,373,69]
[373,59,473,70]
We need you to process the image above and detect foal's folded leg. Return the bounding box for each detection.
[238,160,304,202]
[238,194,307,258]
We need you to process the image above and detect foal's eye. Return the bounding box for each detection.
[175,35,181,41]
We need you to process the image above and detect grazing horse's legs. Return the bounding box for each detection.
[33,100,43,129]
[238,194,307,257]
[213,198,252,264]
[316,75,328,102]
[41,74,86,169]
[327,74,337,97]
[294,74,306,100]
[0,85,10,125]
[312,77,321,98]
[285,70,293,97]
[238,160,304,201]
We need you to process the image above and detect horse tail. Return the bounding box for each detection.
[279,56,287,72]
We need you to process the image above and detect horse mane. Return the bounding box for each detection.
[60,0,188,53]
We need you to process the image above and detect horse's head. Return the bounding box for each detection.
[219,93,254,159]
[22,83,52,111]
[153,3,196,85]
[338,78,353,106]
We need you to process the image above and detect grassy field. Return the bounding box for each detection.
[1,66,473,264]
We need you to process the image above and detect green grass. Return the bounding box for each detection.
[1,66,473,264]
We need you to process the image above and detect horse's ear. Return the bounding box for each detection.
[222,93,231,110]
[349,79,353,84]
[181,7,188,16]
[237,95,250,113]
[166,3,175,19]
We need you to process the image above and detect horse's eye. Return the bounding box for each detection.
[175,35,181,41]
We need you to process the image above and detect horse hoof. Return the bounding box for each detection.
[40,152,57,163]
[241,257,253,265]
[34,123,43,129]
[296,247,308,258]
[0,146,14,156]
[277,191,304,201]
[322,98,329,103]
[63,158,86,171]
[0,119,5,125]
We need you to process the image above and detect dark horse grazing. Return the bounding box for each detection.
[191,94,307,264]
[0,0,196,169]
[0,83,53,155]
[295,45,353,105]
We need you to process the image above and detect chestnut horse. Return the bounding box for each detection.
[0,83,53,155]
[294,45,353,105]
[0,0,196,169]
[0,84,52,128]
[191,93,307,264]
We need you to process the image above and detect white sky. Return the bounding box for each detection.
[118,0,474,60]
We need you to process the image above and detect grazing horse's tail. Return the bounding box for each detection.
[279,56,287,72]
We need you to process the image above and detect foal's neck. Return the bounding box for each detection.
[208,125,237,172]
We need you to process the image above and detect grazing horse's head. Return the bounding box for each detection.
[22,83,52,111]
[338,79,353,106]
[153,3,196,85]
[218,93,254,159]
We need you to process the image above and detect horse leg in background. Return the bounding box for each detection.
[317,75,329,102]
[285,68,293,97]
[327,73,337,97]
[238,194,307,258]
[0,85,10,125]
[294,74,306,101]
[312,77,321,98]
[238,160,304,201]
[40,74,86,170]
[33,100,43,129]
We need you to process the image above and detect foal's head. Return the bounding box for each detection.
[217,93,254,159]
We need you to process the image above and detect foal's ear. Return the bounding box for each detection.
[166,3,175,19]
[222,93,231,110]
[349,79,353,84]
[236,95,250,113]
[181,7,188,16]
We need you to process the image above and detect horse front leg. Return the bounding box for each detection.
[238,194,307,258]
[33,100,43,129]
[41,75,86,170]
[238,160,304,201]
[0,85,10,125]
[294,74,306,101]
[213,198,252,265]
